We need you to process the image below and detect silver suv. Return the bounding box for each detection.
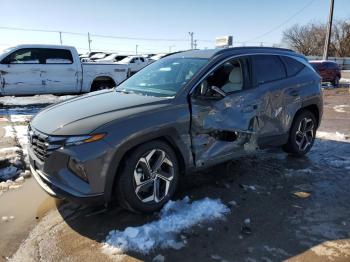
[29,47,323,213]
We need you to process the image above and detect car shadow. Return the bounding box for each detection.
[56,138,350,261]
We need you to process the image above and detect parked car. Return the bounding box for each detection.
[94,54,128,63]
[148,53,167,63]
[79,51,100,59]
[309,60,341,87]
[89,52,110,61]
[117,55,149,73]
[29,47,322,213]
[0,45,129,95]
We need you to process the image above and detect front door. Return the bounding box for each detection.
[190,56,262,167]
[0,48,44,95]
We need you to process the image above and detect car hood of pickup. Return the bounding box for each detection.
[30,90,173,135]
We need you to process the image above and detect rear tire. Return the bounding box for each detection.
[332,76,340,88]
[283,111,316,157]
[116,140,179,213]
[91,81,115,92]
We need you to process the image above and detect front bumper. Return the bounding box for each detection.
[28,138,113,205]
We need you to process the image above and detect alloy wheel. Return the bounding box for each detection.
[295,117,314,151]
[133,149,174,203]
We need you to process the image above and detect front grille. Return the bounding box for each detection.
[28,126,65,161]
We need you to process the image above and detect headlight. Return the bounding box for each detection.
[65,133,106,147]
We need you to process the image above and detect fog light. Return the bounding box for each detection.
[68,158,88,182]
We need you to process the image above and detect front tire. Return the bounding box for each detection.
[283,111,316,157]
[116,140,179,213]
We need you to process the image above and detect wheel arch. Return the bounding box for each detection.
[295,104,320,128]
[103,131,191,202]
[90,76,117,92]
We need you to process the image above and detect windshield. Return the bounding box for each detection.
[0,46,15,55]
[103,54,118,60]
[119,56,134,63]
[116,57,208,97]
[91,53,106,59]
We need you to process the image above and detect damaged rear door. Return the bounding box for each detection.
[190,56,262,167]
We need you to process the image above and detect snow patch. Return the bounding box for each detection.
[333,105,349,113]
[103,197,229,255]
[328,159,350,170]
[316,131,349,142]
[13,125,29,163]
[4,125,14,137]
[0,95,76,106]
[10,114,32,122]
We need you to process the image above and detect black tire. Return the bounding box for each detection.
[332,76,340,88]
[116,140,179,213]
[91,81,114,92]
[283,110,317,157]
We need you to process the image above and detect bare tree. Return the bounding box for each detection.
[331,20,350,57]
[282,19,350,57]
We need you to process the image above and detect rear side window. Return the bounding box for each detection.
[41,49,73,64]
[280,56,305,77]
[252,55,286,84]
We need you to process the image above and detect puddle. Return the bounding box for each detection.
[0,177,59,258]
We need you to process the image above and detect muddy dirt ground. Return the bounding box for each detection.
[0,88,349,262]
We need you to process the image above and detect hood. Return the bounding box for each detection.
[31,90,173,135]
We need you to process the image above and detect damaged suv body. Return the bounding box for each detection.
[29,47,322,212]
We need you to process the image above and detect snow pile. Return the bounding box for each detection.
[0,95,75,106]
[4,125,14,137]
[13,125,29,164]
[13,125,28,148]
[316,131,349,142]
[10,115,32,123]
[103,197,229,255]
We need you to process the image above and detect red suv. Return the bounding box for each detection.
[309,60,341,87]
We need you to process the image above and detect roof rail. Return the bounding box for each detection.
[214,46,295,56]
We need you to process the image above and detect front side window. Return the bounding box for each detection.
[3,48,41,64]
[117,57,208,97]
[203,59,244,95]
[253,55,286,84]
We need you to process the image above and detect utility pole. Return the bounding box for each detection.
[169,45,175,53]
[136,45,138,55]
[194,40,198,49]
[88,32,92,52]
[188,32,194,50]
[323,0,335,60]
[59,31,62,45]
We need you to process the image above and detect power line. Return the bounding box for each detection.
[244,0,315,42]
[0,25,189,42]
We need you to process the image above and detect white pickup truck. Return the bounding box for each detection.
[0,44,129,96]
[117,56,150,74]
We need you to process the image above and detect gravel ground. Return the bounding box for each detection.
[0,89,349,262]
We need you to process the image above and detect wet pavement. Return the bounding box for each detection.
[0,89,350,261]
